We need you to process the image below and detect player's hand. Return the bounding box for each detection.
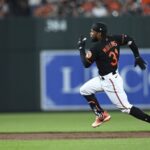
[134,56,147,70]
[77,35,87,50]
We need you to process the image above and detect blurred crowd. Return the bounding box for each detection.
[0,0,150,18]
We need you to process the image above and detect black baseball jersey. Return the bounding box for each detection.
[80,34,140,76]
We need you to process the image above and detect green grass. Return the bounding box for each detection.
[0,111,150,150]
[0,139,150,150]
[0,111,150,132]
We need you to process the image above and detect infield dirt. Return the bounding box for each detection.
[0,131,150,140]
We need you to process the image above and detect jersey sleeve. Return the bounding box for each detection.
[113,34,129,45]
[114,34,140,58]
[88,46,97,60]
[79,47,95,68]
[79,43,99,68]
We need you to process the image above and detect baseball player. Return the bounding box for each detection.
[77,22,150,128]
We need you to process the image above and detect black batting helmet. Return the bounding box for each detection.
[91,22,107,35]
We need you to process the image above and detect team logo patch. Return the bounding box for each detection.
[86,51,92,58]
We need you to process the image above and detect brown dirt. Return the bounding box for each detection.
[0,131,150,140]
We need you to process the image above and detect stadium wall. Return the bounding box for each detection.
[0,16,149,112]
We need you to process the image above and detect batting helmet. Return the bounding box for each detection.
[91,22,107,35]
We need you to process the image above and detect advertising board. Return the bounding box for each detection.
[40,50,150,111]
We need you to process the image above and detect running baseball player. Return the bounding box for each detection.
[77,22,150,128]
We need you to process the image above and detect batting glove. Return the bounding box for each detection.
[77,35,87,50]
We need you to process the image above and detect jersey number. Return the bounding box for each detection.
[108,49,118,66]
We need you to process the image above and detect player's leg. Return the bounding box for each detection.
[129,106,150,123]
[80,76,104,115]
[104,73,150,123]
[80,76,111,127]
[83,94,104,116]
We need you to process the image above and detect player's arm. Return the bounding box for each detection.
[115,34,146,70]
[118,34,140,57]
[77,36,93,68]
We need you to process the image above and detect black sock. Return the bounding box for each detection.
[130,106,150,123]
[83,94,104,116]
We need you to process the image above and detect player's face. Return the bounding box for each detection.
[90,29,101,42]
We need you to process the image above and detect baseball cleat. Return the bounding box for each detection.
[92,111,111,128]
